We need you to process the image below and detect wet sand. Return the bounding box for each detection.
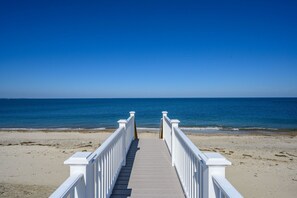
[0,130,296,198]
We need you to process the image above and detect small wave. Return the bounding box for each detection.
[92,128,107,130]
[180,127,222,131]
[0,127,107,131]
[230,128,239,131]
[0,128,45,131]
[181,126,280,131]
[137,127,160,131]
[237,127,278,131]
[180,126,281,133]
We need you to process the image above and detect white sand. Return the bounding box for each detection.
[0,130,296,197]
[188,133,297,198]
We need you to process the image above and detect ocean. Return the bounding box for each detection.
[0,98,297,132]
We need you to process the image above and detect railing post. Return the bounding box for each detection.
[171,119,180,167]
[129,111,135,117]
[129,111,137,139]
[64,152,94,198]
[202,152,231,198]
[162,111,168,140]
[118,119,127,166]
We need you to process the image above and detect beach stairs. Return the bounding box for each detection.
[50,111,243,198]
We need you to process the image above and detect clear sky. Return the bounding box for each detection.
[0,0,296,98]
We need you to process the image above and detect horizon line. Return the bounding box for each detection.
[1,96,297,99]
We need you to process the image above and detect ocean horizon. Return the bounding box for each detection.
[0,98,297,133]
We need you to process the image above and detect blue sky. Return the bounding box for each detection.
[0,0,296,98]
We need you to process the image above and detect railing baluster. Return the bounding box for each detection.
[111,143,114,184]
[97,158,101,198]
[94,159,98,198]
[194,158,198,198]
[103,153,106,198]
[109,148,112,193]
[106,149,110,194]
[190,151,193,198]
[70,189,74,198]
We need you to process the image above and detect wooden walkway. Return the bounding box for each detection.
[111,138,185,198]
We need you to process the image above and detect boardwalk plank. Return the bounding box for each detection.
[111,138,185,197]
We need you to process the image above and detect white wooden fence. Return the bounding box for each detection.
[50,111,136,198]
[161,111,243,198]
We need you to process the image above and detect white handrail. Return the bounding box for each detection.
[49,174,85,198]
[163,112,243,198]
[174,127,207,162]
[173,127,204,198]
[92,126,126,198]
[88,127,124,161]
[50,111,136,198]
[213,176,243,198]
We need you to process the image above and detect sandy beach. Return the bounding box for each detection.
[0,130,296,198]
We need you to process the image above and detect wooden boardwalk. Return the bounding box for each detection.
[50,113,242,198]
[111,138,185,198]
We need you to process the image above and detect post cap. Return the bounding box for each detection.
[118,119,127,127]
[170,119,180,124]
[162,111,168,116]
[129,111,135,116]
[64,152,92,165]
[118,119,127,124]
[203,152,231,166]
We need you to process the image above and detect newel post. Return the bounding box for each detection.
[129,111,135,117]
[202,153,231,198]
[64,152,94,198]
[129,111,137,139]
[162,111,168,140]
[118,119,127,166]
[171,119,180,166]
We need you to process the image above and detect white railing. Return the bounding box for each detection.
[50,174,85,198]
[213,176,243,198]
[50,111,136,198]
[162,111,172,154]
[161,111,243,198]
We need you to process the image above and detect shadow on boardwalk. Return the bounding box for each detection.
[110,139,139,198]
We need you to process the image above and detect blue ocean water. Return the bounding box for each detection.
[0,98,297,131]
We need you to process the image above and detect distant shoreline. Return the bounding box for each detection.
[0,128,296,136]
